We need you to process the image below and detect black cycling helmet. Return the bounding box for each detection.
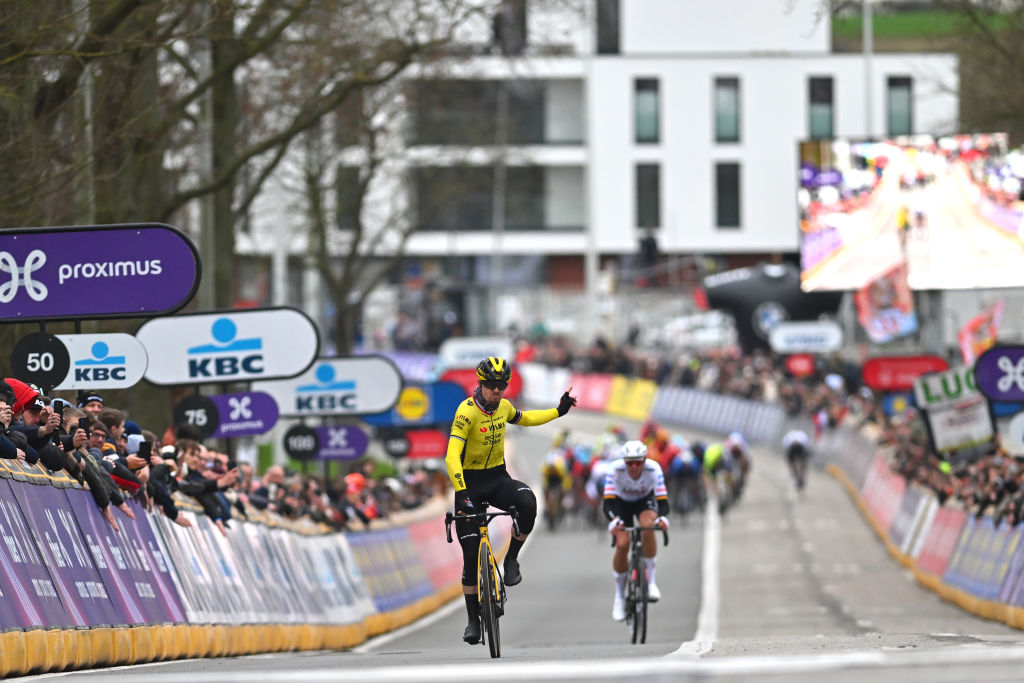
[476,356,512,384]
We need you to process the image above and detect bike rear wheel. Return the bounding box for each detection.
[479,552,501,658]
[629,563,641,644]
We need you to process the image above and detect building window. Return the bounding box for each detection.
[714,77,740,143]
[334,90,364,148]
[411,79,545,145]
[887,76,913,136]
[808,76,834,139]
[715,162,741,228]
[597,0,619,54]
[336,166,361,230]
[635,79,660,144]
[636,164,660,229]
[493,0,526,56]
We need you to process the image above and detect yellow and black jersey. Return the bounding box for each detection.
[445,394,558,492]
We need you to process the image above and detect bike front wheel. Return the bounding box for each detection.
[637,568,649,644]
[479,552,501,658]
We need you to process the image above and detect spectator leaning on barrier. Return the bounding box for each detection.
[86,419,143,496]
[60,406,134,530]
[7,382,68,472]
[175,439,238,536]
[250,464,286,513]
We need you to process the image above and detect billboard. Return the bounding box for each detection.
[0,223,199,321]
[253,356,402,417]
[798,133,1023,292]
[136,307,319,385]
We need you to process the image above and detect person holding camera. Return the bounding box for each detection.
[0,386,25,462]
[58,406,132,530]
[175,439,239,536]
[3,379,71,474]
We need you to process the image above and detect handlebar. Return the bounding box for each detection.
[609,524,669,548]
[444,505,520,543]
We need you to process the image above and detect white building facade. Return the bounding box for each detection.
[242,0,958,344]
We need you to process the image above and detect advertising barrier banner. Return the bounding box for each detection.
[860,456,905,532]
[571,372,612,412]
[347,528,433,613]
[888,484,923,551]
[998,528,1024,605]
[944,516,1017,600]
[0,480,90,628]
[407,516,462,590]
[0,479,90,626]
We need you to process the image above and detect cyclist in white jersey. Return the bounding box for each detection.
[603,440,669,621]
[782,428,811,491]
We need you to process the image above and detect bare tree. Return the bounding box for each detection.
[0,0,496,309]
[935,0,1024,143]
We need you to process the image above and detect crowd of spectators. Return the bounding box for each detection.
[3,328,1016,535]
[0,378,449,535]
[518,332,1018,526]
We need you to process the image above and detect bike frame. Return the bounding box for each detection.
[445,506,520,658]
[612,524,669,644]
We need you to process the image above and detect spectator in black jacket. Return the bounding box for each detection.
[60,407,129,530]
[176,439,238,536]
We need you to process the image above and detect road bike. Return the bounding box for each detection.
[445,505,520,658]
[788,450,810,492]
[613,524,669,644]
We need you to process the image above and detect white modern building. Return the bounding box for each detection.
[242,0,958,345]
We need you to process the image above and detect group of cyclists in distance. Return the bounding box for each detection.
[541,420,760,534]
[445,355,812,641]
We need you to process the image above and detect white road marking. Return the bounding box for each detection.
[34,645,1024,682]
[668,490,720,658]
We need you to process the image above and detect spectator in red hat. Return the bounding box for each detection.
[4,380,67,472]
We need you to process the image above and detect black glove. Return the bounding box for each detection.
[454,489,474,516]
[556,390,577,416]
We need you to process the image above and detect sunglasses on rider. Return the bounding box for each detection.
[482,380,508,391]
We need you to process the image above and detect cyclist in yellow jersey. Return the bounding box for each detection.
[446,356,577,644]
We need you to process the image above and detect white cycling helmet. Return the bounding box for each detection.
[726,431,747,450]
[621,440,648,462]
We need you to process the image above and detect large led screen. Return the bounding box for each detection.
[798,133,1024,292]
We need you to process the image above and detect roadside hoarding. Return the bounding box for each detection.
[54,333,148,390]
[208,391,280,439]
[362,381,466,428]
[862,355,949,392]
[438,337,513,369]
[975,345,1024,402]
[0,223,199,321]
[913,365,994,455]
[253,356,402,417]
[136,307,319,385]
[769,320,843,354]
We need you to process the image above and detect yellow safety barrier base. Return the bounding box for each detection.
[827,462,1024,633]
[9,581,468,676]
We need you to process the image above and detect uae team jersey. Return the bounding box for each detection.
[602,458,668,502]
